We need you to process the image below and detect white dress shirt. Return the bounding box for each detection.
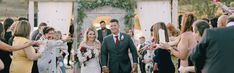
[226,22,234,27]
[112,33,120,43]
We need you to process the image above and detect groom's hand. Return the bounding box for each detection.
[102,66,109,73]
[131,64,138,73]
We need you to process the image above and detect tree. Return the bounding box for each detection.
[179,0,233,18]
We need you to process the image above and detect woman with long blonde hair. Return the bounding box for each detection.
[77,27,101,73]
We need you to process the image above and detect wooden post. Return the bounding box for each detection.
[172,0,178,28]
[28,1,34,32]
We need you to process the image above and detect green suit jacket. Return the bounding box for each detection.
[97,28,111,43]
[101,33,138,73]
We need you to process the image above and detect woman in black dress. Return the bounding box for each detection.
[0,22,12,73]
[150,22,175,73]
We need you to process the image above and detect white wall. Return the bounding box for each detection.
[38,2,73,35]
[137,0,172,40]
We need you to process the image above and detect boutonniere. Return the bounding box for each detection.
[120,35,124,41]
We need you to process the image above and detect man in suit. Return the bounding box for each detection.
[97,21,111,43]
[190,15,234,73]
[101,19,138,73]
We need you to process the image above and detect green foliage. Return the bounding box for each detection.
[179,0,233,18]
[191,0,217,18]
[77,0,136,28]
[76,0,135,46]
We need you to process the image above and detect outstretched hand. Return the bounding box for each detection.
[158,42,171,50]
[30,41,42,46]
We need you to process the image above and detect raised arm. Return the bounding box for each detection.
[168,35,181,46]
[0,41,34,52]
[171,34,189,60]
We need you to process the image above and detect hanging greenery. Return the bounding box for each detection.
[77,0,136,28]
[76,0,136,51]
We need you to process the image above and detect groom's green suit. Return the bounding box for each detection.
[101,33,138,73]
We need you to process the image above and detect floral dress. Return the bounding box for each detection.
[37,40,66,73]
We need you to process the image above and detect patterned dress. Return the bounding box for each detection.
[37,40,66,73]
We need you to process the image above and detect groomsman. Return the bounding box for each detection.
[97,21,111,43]
[101,19,138,73]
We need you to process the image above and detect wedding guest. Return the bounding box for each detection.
[3,18,14,43]
[137,36,147,73]
[55,31,68,73]
[37,27,69,73]
[10,21,41,73]
[166,23,180,41]
[167,23,179,37]
[0,22,11,73]
[7,21,18,46]
[190,15,234,73]
[67,23,74,66]
[31,22,47,73]
[179,20,210,73]
[97,21,111,43]
[150,22,175,73]
[77,27,101,73]
[31,22,47,41]
[159,13,197,73]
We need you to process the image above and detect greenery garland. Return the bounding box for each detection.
[77,0,136,28]
[76,0,136,49]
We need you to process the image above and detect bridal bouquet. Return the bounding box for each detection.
[80,46,95,66]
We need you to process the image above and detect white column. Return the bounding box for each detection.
[28,1,34,32]
[172,0,178,28]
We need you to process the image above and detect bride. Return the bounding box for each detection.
[77,27,101,73]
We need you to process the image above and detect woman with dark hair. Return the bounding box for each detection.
[177,20,210,73]
[159,13,197,73]
[3,18,14,44]
[151,22,175,73]
[142,22,175,73]
[0,22,11,73]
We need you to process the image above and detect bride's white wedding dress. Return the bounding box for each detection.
[77,44,101,73]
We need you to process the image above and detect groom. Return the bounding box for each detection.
[101,19,138,73]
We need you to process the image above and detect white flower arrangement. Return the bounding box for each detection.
[120,35,124,41]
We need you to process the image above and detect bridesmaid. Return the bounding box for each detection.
[10,21,41,73]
